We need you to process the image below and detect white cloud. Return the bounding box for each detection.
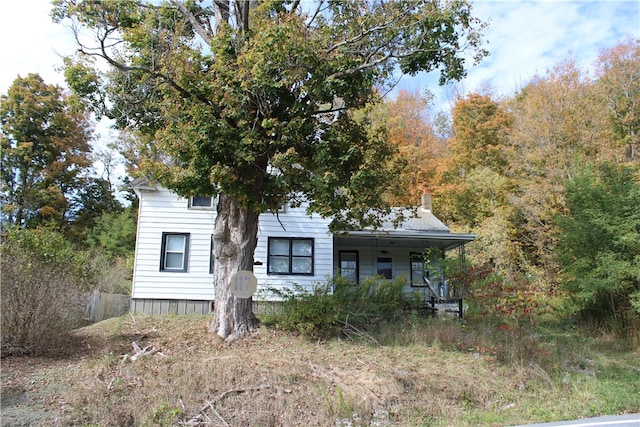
[0,0,76,91]
[397,0,640,108]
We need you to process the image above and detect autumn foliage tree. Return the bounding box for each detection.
[432,42,639,332]
[0,74,92,228]
[594,38,640,162]
[383,89,444,205]
[54,0,487,341]
[431,93,517,274]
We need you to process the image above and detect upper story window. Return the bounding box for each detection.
[160,232,189,272]
[268,237,314,275]
[189,195,215,210]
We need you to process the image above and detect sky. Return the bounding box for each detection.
[1,0,639,119]
[395,0,640,109]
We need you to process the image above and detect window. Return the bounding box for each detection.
[160,233,189,272]
[189,195,215,209]
[339,251,359,283]
[268,238,314,275]
[376,257,392,279]
[410,253,426,287]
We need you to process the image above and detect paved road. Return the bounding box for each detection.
[511,414,640,427]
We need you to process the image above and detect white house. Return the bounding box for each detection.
[130,179,475,315]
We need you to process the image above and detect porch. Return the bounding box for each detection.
[333,232,474,317]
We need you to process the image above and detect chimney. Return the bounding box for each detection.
[421,188,432,212]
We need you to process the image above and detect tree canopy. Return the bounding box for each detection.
[423,40,640,330]
[1,74,93,228]
[555,163,640,327]
[54,0,487,226]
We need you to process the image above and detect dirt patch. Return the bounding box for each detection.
[1,357,75,426]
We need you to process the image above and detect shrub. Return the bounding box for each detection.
[1,226,96,356]
[91,252,133,295]
[262,276,421,339]
[260,283,341,338]
[463,268,558,366]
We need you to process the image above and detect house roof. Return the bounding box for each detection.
[336,203,475,251]
[130,177,158,190]
[334,231,475,251]
[390,207,450,232]
[130,182,475,250]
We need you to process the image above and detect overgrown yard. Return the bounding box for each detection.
[1,314,638,426]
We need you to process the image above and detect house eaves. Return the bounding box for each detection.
[130,177,159,196]
[336,229,476,251]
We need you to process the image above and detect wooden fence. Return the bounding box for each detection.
[86,290,131,323]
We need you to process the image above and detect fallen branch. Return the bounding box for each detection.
[130,341,165,361]
[338,315,380,347]
[184,384,270,426]
[206,399,228,427]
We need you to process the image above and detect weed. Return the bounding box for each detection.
[152,402,185,426]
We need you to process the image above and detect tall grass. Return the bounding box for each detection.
[261,274,639,379]
[61,314,638,426]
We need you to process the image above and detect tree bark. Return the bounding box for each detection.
[209,193,260,341]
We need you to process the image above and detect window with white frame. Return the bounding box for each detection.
[188,195,215,209]
[160,232,189,272]
[268,237,314,275]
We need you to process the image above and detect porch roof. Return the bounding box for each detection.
[334,203,475,251]
[334,230,475,251]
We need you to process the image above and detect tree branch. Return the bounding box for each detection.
[170,0,213,44]
[325,3,414,54]
[214,0,230,27]
[306,0,328,28]
[70,16,240,130]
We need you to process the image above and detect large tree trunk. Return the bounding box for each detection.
[209,193,260,341]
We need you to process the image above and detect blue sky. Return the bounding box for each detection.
[1,0,638,111]
[395,0,640,109]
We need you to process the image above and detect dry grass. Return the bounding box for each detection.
[1,314,638,426]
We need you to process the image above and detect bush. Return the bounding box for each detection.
[262,276,421,339]
[91,252,133,295]
[1,226,96,356]
[260,283,341,338]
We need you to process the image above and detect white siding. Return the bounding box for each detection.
[132,187,333,301]
[132,188,216,300]
[255,208,334,296]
